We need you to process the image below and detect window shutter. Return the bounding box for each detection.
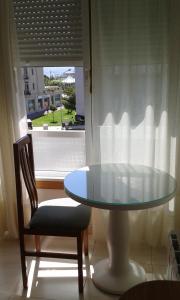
[13,0,83,66]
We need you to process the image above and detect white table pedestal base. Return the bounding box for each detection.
[92,210,146,294]
[93,259,146,294]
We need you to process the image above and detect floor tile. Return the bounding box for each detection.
[129,244,152,265]
[0,291,13,300]
[152,264,168,280]
[0,238,173,300]
[143,263,153,274]
[0,240,22,296]
[16,257,91,300]
[146,272,154,281]
[92,241,108,259]
[151,247,168,266]
[84,278,119,300]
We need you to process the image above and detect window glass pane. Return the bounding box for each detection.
[21,66,85,178]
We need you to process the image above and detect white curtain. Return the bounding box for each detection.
[89,0,180,247]
[0,0,27,238]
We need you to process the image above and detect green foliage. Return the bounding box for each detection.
[44,75,61,86]
[49,104,57,123]
[61,93,76,113]
[44,75,50,86]
[49,79,61,86]
[50,104,57,112]
[61,94,76,113]
[32,109,76,127]
[63,86,75,96]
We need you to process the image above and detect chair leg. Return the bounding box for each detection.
[34,235,41,253]
[77,233,83,293]
[83,228,89,256]
[19,233,28,289]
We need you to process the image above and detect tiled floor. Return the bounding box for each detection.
[0,237,170,300]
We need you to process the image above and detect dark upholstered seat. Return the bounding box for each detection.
[29,199,91,235]
[13,134,91,294]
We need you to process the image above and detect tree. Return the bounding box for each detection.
[44,75,61,87]
[49,79,61,86]
[49,104,57,123]
[61,93,76,113]
[63,86,75,96]
[44,74,50,86]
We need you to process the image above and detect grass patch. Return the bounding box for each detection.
[32,109,76,127]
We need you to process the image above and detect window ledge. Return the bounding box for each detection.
[35,170,69,181]
[35,171,69,189]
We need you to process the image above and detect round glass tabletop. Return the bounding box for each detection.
[64,164,176,210]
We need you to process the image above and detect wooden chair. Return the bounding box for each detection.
[120,280,180,300]
[13,134,91,293]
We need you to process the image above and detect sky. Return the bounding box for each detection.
[43,67,74,77]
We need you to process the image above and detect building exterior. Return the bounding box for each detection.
[23,66,85,118]
[23,67,62,116]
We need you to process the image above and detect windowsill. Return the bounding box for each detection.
[35,171,67,189]
[35,170,69,181]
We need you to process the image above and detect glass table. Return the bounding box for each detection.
[64,164,176,294]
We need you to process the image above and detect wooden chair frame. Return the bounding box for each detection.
[13,134,89,293]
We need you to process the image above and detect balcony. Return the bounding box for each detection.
[30,128,86,180]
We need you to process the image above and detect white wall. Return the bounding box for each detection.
[75,67,85,116]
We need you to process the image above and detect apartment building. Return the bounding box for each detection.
[23,67,62,116]
[23,66,84,118]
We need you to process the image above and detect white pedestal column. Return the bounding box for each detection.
[92,210,146,294]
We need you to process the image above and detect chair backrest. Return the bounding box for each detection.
[120,280,180,300]
[13,134,38,228]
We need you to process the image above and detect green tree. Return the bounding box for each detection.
[63,86,75,96]
[44,75,50,86]
[61,93,76,113]
[49,79,61,86]
[44,75,61,87]
[49,104,57,123]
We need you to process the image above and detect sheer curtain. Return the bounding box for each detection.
[89,0,180,246]
[0,0,27,238]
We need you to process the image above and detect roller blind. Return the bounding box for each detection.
[13,0,83,66]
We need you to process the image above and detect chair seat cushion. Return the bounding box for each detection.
[29,198,91,235]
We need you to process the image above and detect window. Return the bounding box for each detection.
[22,66,85,127]
[13,0,89,179]
[24,82,30,95]
[38,98,43,110]
[23,67,28,79]
[28,99,35,112]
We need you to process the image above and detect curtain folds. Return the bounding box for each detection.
[89,0,180,246]
[0,0,27,238]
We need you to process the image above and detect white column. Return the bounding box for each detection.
[107,210,129,275]
[93,210,146,294]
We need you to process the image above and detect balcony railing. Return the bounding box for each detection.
[30,129,86,180]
